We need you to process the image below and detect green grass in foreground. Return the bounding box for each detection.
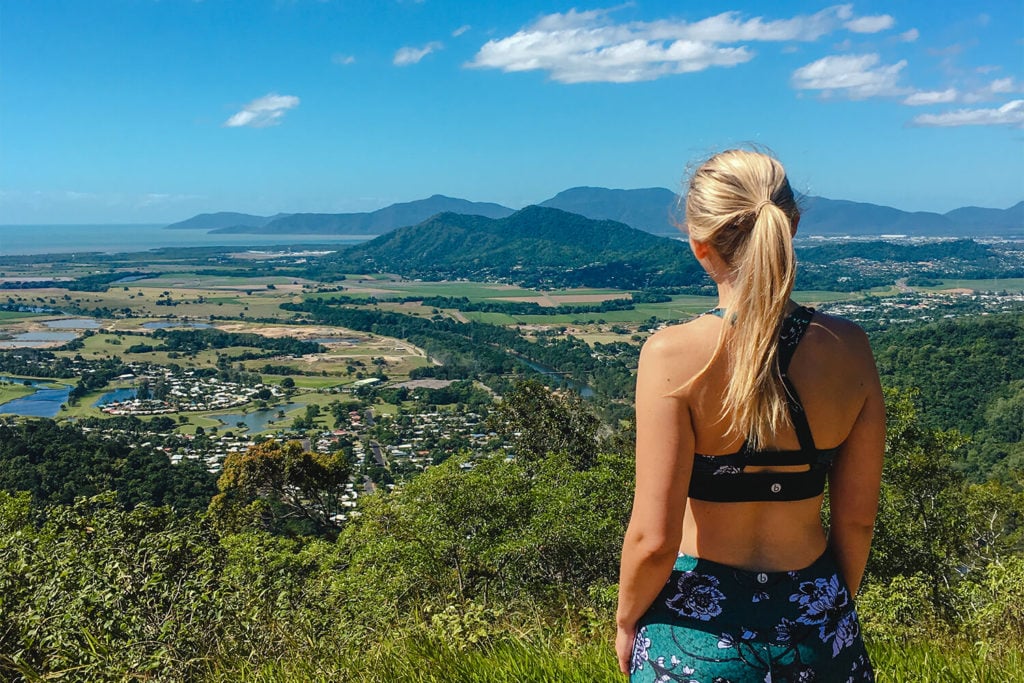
[200,635,1024,683]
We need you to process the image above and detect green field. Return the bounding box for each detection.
[0,383,36,405]
[0,310,47,321]
[921,277,1024,293]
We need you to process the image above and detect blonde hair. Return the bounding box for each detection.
[681,149,800,449]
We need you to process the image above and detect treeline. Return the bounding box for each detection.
[0,348,79,379]
[330,292,671,315]
[149,328,324,356]
[0,419,215,512]
[0,271,157,292]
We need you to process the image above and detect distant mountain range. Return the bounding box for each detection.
[166,195,512,235]
[165,188,1023,238]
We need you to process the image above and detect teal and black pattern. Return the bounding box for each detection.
[631,551,874,683]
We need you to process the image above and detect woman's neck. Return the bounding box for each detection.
[714,282,798,317]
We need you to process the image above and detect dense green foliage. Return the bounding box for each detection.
[871,313,1024,480]
[0,419,216,512]
[151,328,324,356]
[210,440,352,538]
[0,383,1022,680]
[0,348,80,378]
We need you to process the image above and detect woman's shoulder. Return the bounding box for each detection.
[638,315,721,384]
[642,314,720,353]
[804,309,874,363]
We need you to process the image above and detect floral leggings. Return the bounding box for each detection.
[630,551,874,683]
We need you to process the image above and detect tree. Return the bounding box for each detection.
[487,380,604,470]
[864,389,1024,623]
[209,440,352,537]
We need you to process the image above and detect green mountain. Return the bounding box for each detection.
[323,205,705,288]
[207,195,513,235]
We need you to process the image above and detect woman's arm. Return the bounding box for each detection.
[615,333,695,674]
[827,325,885,597]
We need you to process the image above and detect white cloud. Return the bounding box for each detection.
[899,28,919,42]
[466,5,895,84]
[332,53,356,65]
[912,100,1024,127]
[394,41,443,66]
[224,93,300,128]
[792,53,907,98]
[964,77,1022,102]
[903,88,958,105]
[452,25,471,38]
[990,77,1017,94]
[844,14,895,33]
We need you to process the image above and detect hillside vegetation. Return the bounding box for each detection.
[872,313,1024,481]
[320,205,705,288]
[1,381,1022,681]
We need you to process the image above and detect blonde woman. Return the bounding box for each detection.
[616,150,884,682]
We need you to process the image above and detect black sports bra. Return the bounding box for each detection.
[687,305,838,503]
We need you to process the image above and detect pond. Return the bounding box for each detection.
[0,331,79,348]
[93,387,138,407]
[141,321,214,330]
[215,402,302,433]
[0,382,73,418]
[43,318,101,329]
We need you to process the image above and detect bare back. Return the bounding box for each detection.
[644,306,882,571]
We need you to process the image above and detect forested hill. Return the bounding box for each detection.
[871,312,1024,480]
[316,205,706,288]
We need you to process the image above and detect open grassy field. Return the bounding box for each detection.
[0,383,36,405]
[0,310,49,322]
[920,277,1024,293]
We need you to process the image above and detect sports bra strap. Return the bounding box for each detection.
[700,305,818,452]
[777,306,816,451]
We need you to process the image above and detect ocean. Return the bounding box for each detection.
[0,224,369,256]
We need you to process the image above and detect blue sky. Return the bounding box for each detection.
[1,0,1022,224]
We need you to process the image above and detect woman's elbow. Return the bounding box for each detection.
[623,525,680,561]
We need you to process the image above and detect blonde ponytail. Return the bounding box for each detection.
[680,150,799,448]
